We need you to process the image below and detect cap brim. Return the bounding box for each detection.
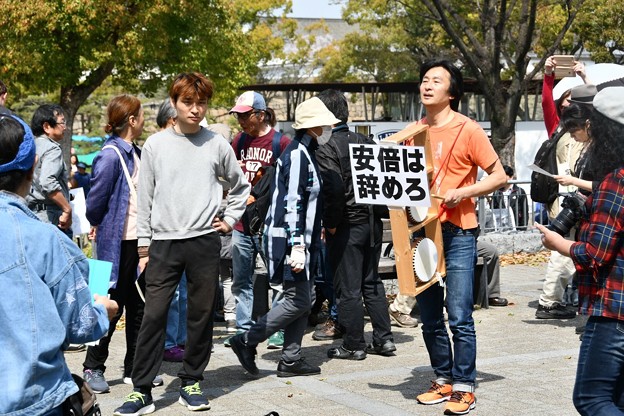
[229,105,253,114]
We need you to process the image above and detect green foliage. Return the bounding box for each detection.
[574,0,624,64]
[325,0,587,165]
[0,0,291,116]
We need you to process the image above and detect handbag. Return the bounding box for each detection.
[62,373,101,416]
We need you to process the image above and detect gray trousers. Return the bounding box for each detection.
[246,279,315,362]
[477,240,501,298]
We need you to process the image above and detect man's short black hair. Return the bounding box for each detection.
[31,104,64,137]
[316,89,349,124]
[0,80,7,96]
[420,59,464,111]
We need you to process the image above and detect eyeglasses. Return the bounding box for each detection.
[56,121,66,126]
[234,111,259,121]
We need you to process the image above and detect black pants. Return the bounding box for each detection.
[83,240,144,375]
[327,220,393,350]
[131,233,221,390]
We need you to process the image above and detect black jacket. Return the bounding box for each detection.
[316,124,375,228]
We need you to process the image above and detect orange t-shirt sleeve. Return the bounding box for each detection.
[466,121,499,171]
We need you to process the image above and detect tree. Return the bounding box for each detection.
[0,0,289,157]
[327,0,587,165]
[574,0,624,64]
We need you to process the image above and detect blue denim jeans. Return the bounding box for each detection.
[165,273,187,349]
[314,243,338,321]
[573,316,624,415]
[232,230,267,331]
[416,223,477,392]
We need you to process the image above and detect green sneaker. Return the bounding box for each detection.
[224,329,244,348]
[267,330,284,349]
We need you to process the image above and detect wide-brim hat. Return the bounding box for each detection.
[229,91,266,113]
[593,87,624,125]
[292,97,340,130]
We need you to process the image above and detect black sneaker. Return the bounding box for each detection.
[113,391,155,415]
[179,382,211,411]
[535,303,576,319]
[366,340,397,356]
[230,333,259,375]
[327,345,367,360]
[276,358,321,377]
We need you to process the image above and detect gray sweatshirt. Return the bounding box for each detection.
[137,126,250,247]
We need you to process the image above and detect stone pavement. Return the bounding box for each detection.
[65,263,583,416]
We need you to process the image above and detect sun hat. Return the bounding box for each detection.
[593,87,624,125]
[229,91,266,113]
[292,97,340,130]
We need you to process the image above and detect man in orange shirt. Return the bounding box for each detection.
[410,60,506,415]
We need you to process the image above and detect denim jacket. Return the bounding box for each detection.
[86,136,140,287]
[0,191,109,415]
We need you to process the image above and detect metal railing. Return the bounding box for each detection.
[476,179,543,235]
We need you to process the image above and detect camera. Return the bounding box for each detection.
[546,192,587,236]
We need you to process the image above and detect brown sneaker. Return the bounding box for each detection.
[389,306,419,328]
[443,391,476,415]
[312,319,342,340]
[416,381,452,404]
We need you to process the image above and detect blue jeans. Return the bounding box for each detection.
[232,230,267,331]
[165,273,187,349]
[573,316,624,415]
[314,243,338,322]
[416,224,477,392]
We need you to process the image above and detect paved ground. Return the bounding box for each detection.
[65,263,583,416]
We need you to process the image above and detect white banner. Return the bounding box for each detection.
[349,143,431,207]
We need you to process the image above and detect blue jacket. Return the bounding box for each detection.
[0,191,109,415]
[86,136,140,287]
[265,134,323,283]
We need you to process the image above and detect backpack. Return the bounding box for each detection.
[239,131,283,236]
[530,128,565,204]
[62,373,102,416]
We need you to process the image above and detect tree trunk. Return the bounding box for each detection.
[58,62,115,165]
[490,125,516,168]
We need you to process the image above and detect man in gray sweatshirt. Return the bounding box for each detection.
[114,72,250,416]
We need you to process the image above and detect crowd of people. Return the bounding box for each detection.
[1,54,623,416]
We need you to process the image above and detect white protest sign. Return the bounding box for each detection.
[349,143,431,207]
[70,187,91,235]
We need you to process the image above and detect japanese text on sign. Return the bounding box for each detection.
[349,144,431,207]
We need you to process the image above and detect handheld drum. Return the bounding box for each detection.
[411,237,438,283]
[406,206,428,224]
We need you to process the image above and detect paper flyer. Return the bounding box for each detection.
[527,163,555,178]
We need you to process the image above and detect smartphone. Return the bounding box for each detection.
[552,55,575,78]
